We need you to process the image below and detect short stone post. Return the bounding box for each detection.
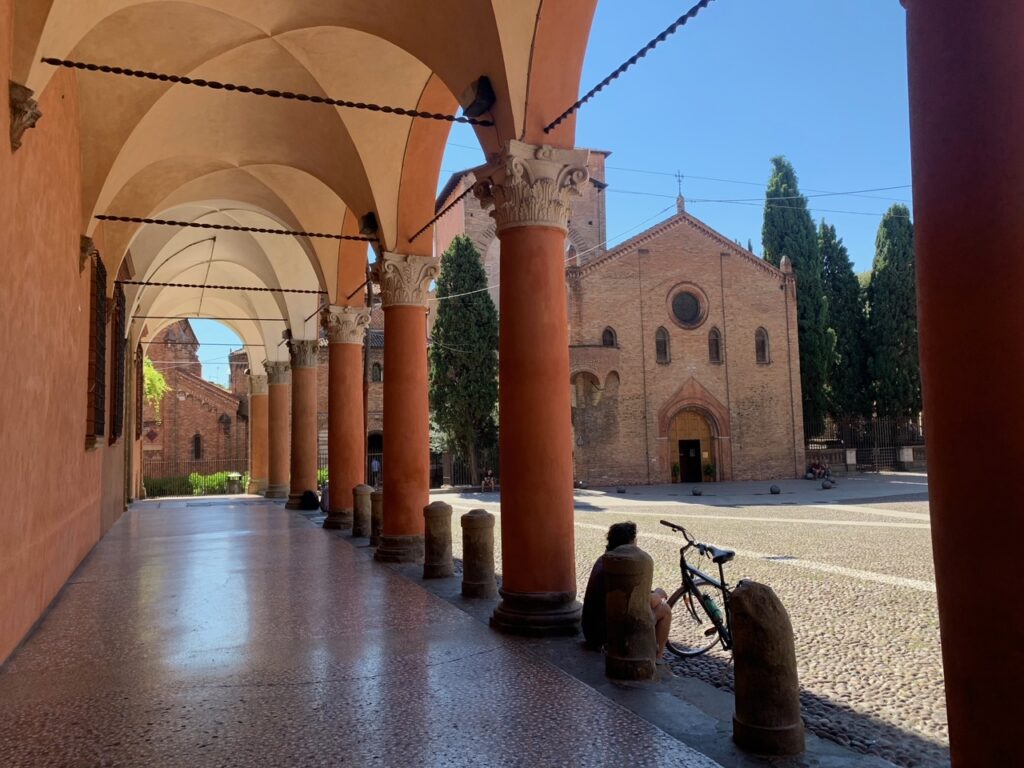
[423,501,454,578]
[370,490,383,546]
[603,544,657,681]
[460,509,498,598]
[731,580,805,756]
[352,484,372,538]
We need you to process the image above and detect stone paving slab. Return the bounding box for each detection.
[433,473,948,768]
[0,499,723,768]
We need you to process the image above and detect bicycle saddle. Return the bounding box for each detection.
[707,545,735,564]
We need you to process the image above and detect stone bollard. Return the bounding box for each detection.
[352,484,372,538]
[731,580,805,756]
[423,501,454,578]
[460,509,498,598]
[603,544,657,681]
[370,490,383,546]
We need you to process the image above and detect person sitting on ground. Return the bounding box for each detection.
[809,461,826,479]
[581,521,673,659]
[480,468,496,492]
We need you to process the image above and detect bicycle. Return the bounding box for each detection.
[659,519,736,657]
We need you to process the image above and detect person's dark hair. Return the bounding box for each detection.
[606,521,637,551]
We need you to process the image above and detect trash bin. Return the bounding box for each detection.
[226,472,242,494]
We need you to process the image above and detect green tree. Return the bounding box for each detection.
[761,156,832,433]
[866,205,920,417]
[429,236,499,483]
[143,356,169,420]
[820,221,869,417]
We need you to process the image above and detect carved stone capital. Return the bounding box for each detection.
[10,81,41,152]
[327,305,370,345]
[80,236,98,274]
[288,339,319,369]
[372,253,439,308]
[264,360,291,385]
[473,140,590,233]
[249,374,268,396]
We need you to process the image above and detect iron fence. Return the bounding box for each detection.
[142,458,249,497]
[805,416,925,472]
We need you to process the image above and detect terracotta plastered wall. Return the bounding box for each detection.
[0,11,128,663]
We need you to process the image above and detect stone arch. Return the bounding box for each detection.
[657,377,733,482]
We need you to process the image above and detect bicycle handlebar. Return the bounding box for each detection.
[659,519,711,557]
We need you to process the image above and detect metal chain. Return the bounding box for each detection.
[116,279,325,295]
[544,0,717,133]
[95,214,376,242]
[42,57,494,127]
[408,185,477,243]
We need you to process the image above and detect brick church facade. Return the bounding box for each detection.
[435,151,805,484]
[141,321,249,476]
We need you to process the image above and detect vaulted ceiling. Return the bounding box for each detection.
[14,0,597,358]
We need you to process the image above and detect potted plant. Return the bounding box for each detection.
[671,462,680,483]
[703,462,716,482]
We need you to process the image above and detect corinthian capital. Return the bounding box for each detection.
[9,81,41,152]
[264,360,291,385]
[327,305,370,345]
[249,374,268,396]
[288,339,319,369]
[372,253,439,308]
[473,140,590,233]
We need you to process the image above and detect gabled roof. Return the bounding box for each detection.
[575,210,786,281]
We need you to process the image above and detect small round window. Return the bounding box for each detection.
[671,291,702,327]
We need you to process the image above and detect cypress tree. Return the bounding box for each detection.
[429,235,499,483]
[820,221,869,417]
[761,156,832,434]
[866,205,921,418]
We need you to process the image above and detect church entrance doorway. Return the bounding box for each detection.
[669,408,716,483]
[678,440,702,483]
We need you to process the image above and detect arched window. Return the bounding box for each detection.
[192,432,203,460]
[755,327,770,364]
[708,327,722,363]
[371,362,383,382]
[601,327,616,347]
[655,327,670,364]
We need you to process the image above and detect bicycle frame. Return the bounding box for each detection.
[675,533,733,650]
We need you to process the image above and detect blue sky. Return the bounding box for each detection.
[194,0,912,384]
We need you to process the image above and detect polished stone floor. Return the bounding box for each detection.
[0,499,722,767]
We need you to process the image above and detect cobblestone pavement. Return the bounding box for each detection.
[436,473,948,768]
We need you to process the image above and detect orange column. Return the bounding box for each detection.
[373,253,438,563]
[324,306,370,529]
[476,140,590,635]
[248,374,269,494]
[286,340,319,509]
[264,360,291,499]
[903,2,1024,763]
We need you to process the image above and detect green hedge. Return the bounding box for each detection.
[144,471,250,498]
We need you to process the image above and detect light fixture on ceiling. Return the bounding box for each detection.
[460,76,495,118]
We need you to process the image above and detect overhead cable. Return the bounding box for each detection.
[95,214,376,242]
[543,0,717,133]
[42,58,493,126]
[117,279,325,295]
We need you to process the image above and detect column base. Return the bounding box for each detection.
[323,508,353,530]
[373,534,425,564]
[490,589,581,637]
[285,492,305,510]
[733,716,805,757]
[265,484,288,499]
[247,478,267,495]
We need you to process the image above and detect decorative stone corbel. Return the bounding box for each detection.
[473,140,590,234]
[80,236,98,274]
[10,81,42,151]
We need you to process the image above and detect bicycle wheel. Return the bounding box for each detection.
[665,583,723,657]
